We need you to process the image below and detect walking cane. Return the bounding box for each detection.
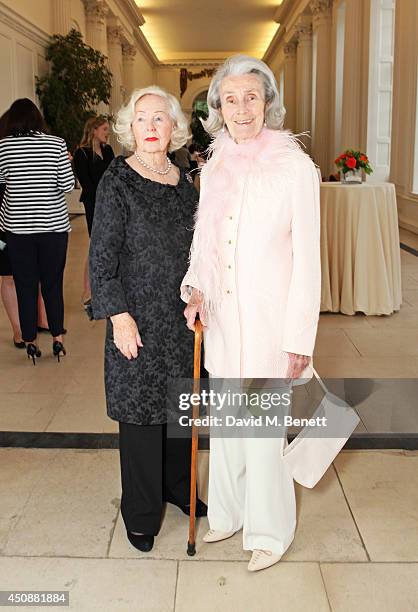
[187,318,203,556]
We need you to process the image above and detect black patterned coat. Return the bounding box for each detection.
[89,156,198,425]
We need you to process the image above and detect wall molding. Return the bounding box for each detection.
[0,1,49,47]
[132,27,159,66]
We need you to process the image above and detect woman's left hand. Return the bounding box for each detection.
[286,352,311,379]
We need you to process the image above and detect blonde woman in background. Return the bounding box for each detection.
[73,116,114,306]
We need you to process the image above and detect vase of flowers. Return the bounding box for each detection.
[334,150,373,184]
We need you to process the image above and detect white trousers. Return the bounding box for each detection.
[207,433,297,555]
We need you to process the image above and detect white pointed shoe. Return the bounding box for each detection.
[203,529,236,543]
[248,550,282,572]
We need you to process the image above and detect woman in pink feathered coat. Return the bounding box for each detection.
[182,55,321,572]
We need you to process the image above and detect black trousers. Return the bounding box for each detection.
[82,201,95,237]
[119,421,192,535]
[6,231,68,342]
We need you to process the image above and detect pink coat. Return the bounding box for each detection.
[181,128,321,379]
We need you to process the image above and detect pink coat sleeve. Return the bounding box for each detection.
[281,158,321,357]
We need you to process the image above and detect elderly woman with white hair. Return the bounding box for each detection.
[89,86,207,554]
[182,55,321,571]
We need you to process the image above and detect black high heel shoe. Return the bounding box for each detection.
[26,343,41,365]
[52,341,66,362]
[126,531,154,552]
[178,499,208,517]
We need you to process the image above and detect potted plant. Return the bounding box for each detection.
[190,101,211,153]
[334,150,373,184]
[36,29,112,153]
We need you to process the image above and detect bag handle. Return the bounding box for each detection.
[311,366,329,396]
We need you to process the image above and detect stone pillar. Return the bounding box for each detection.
[295,19,313,152]
[283,42,297,132]
[122,43,137,100]
[83,0,109,57]
[107,24,124,153]
[340,0,365,151]
[107,25,124,115]
[52,0,72,36]
[310,0,332,176]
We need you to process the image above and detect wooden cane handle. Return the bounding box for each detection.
[193,319,203,380]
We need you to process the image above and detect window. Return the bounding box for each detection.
[367,0,396,182]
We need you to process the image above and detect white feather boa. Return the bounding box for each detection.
[191,127,310,313]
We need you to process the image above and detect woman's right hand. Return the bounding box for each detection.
[184,288,207,331]
[110,312,143,359]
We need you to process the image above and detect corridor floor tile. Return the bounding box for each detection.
[45,395,115,433]
[321,562,418,612]
[2,449,120,558]
[343,329,418,357]
[0,449,55,554]
[313,356,418,378]
[175,560,330,612]
[334,451,418,561]
[0,393,66,432]
[314,329,361,357]
[0,557,177,612]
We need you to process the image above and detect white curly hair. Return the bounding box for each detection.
[113,85,190,152]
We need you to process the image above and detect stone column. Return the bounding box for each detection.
[107,25,124,116]
[107,24,124,153]
[295,19,313,152]
[52,0,72,36]
[340,0,365,151]
[310,0,332,176]
[283,42,297,131]
[83,0,109,56]
[122,43,137,100]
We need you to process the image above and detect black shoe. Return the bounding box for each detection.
[126,531,154,552]
[52,341,66,363]
[178,499,208,517]
[83,299,94,321]
[26,343,41,365]
[13,339,26,349]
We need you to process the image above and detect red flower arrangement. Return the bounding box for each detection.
[334,150,373,176]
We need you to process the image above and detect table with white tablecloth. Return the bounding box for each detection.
[320,182,402,315]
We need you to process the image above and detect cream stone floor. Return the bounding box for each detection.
[1,219,418,610]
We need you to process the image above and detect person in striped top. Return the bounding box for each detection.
[0,98,74,363]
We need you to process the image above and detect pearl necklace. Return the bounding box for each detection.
[134,151,172,175]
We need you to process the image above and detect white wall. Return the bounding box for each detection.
[155,68,180,98]
[0,0,52,35]
[0,0,158,116]
[0,5,49,115]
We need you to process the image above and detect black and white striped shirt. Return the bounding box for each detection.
[0,132,74,233]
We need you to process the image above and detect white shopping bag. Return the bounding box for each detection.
[282,368,360,488]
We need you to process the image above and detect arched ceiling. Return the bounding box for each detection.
[134,0,283,63]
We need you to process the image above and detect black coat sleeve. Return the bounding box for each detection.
[89,170,129,320]
[73,148,95,201]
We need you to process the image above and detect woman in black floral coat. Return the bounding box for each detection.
[89,86,207,553]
